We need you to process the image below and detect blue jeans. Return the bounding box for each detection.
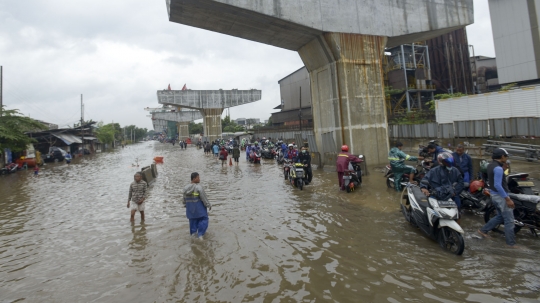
[480,194,516,246]
[189,216,209,237]
[463,171,470,183]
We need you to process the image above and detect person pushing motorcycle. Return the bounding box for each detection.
[336,145,362,191]
[388,141,422,191]
[297,146,312,185]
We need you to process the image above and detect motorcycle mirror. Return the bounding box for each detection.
[358,155,364,158]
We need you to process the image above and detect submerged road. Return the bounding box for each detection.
[1,141,539,302]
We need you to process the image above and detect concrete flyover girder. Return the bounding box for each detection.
[157,89,262,110]
[152,119,169,132]
[165,0,473,164]
[152,111,203,122]
[166,0,473,50]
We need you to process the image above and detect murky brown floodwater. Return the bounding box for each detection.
[1,141,539,303]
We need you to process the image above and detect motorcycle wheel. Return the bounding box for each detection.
[438,227,465,255]
[400,188,412,223]
[284,170,288,180]
[298,179,304,190]
[483,207,522,234]
[386,178,394,189]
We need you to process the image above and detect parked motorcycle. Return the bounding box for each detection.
[455,179,489,213]
[400,183,465,255]
[0,163,19,175]
[289,162,306,190]
[343,157,364,193]
[479,160,538,195]
[385,161,430,189]
[483,193,540,236]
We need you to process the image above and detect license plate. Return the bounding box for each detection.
[437,200,457,208]
[517,181,535,187]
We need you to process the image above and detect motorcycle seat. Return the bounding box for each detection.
[508,193,540,204]
[410,186,429,208]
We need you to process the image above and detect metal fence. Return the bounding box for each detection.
[321,132,336,154]
[390,117,540,139]
[306,134,319,153]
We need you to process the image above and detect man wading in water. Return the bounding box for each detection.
[183,172,211,239]
[127,172,147,222]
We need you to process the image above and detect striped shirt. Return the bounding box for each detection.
[128,180,148,203]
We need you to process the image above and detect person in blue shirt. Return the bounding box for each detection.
[281,142,288,155]
[245,143,251,160]
[212,143,219,158]
[65,152,72,165]
[452,144,473,183]
[427,143,445,167]
[477,148,518,248]
[183,172,211,239]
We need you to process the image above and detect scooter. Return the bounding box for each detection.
[385,160,430,189]
[249,150,261,164]
[289,162,306,190]
[400,181,465,255]
[283,158,292,179]
[343,157,364,193]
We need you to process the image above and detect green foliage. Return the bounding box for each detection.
[390,111,434,125]
[0,106,47,152]
[252,124,262,130]
[95,123,116,144]
[222,115,245,132]
[189,122,203,134]
[500,83,517,91]
[123,125,148,143]
[434,93,468,100]
[266,117,273,126]
[385,86,404,97]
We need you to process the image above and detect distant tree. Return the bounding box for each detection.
[189,122,203,134]
[0,106,47,152]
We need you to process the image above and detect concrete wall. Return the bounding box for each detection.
[279,67,311,111]
[489,0,540,84]
[436,86,540,124]
[167,0,473,50]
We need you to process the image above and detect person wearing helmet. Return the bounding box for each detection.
[336,145,362,190]
[478,148,518,248]
[388,141,422,191]
[420,152,464,218]
[281,141,288,155]
[452,144,473,183]
[285,144,298,161]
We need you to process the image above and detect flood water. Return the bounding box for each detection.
[1,141,539,303]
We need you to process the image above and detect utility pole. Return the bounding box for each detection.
[0,66,3,117]
[81,94,84,155]
[299,87,302,137]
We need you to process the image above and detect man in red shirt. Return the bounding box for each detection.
[336,145,362,190]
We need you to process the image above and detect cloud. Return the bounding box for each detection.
[0,0,492,129]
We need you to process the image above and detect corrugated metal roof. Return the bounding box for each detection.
[53,133,83,145]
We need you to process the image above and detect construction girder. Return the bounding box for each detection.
[152,111,203,122]
[157,89,262,110]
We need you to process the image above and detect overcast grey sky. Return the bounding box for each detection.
[0,0,494,130]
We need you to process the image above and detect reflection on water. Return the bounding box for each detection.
[0,141,539,302]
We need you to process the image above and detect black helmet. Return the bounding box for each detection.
[492,148,510,159]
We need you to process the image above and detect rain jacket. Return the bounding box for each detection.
[452,152,473,175]
[420,166,464,200]
[388,147,418,169]
[432,146,445,163]
[232,146,240,158]
[285,149,298,161]
[246,145,251,155]
[183,183,211,219]
[336,152,361,173]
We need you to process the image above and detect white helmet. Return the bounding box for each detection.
[288,144,293,147]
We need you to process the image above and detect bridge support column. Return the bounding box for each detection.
[177,122,190,140]
[201,108,223,142]
[298,33,390,165]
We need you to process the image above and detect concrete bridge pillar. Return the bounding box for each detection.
[177,122,190,140]
[298,33,389,164]
[201,108,223,142]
